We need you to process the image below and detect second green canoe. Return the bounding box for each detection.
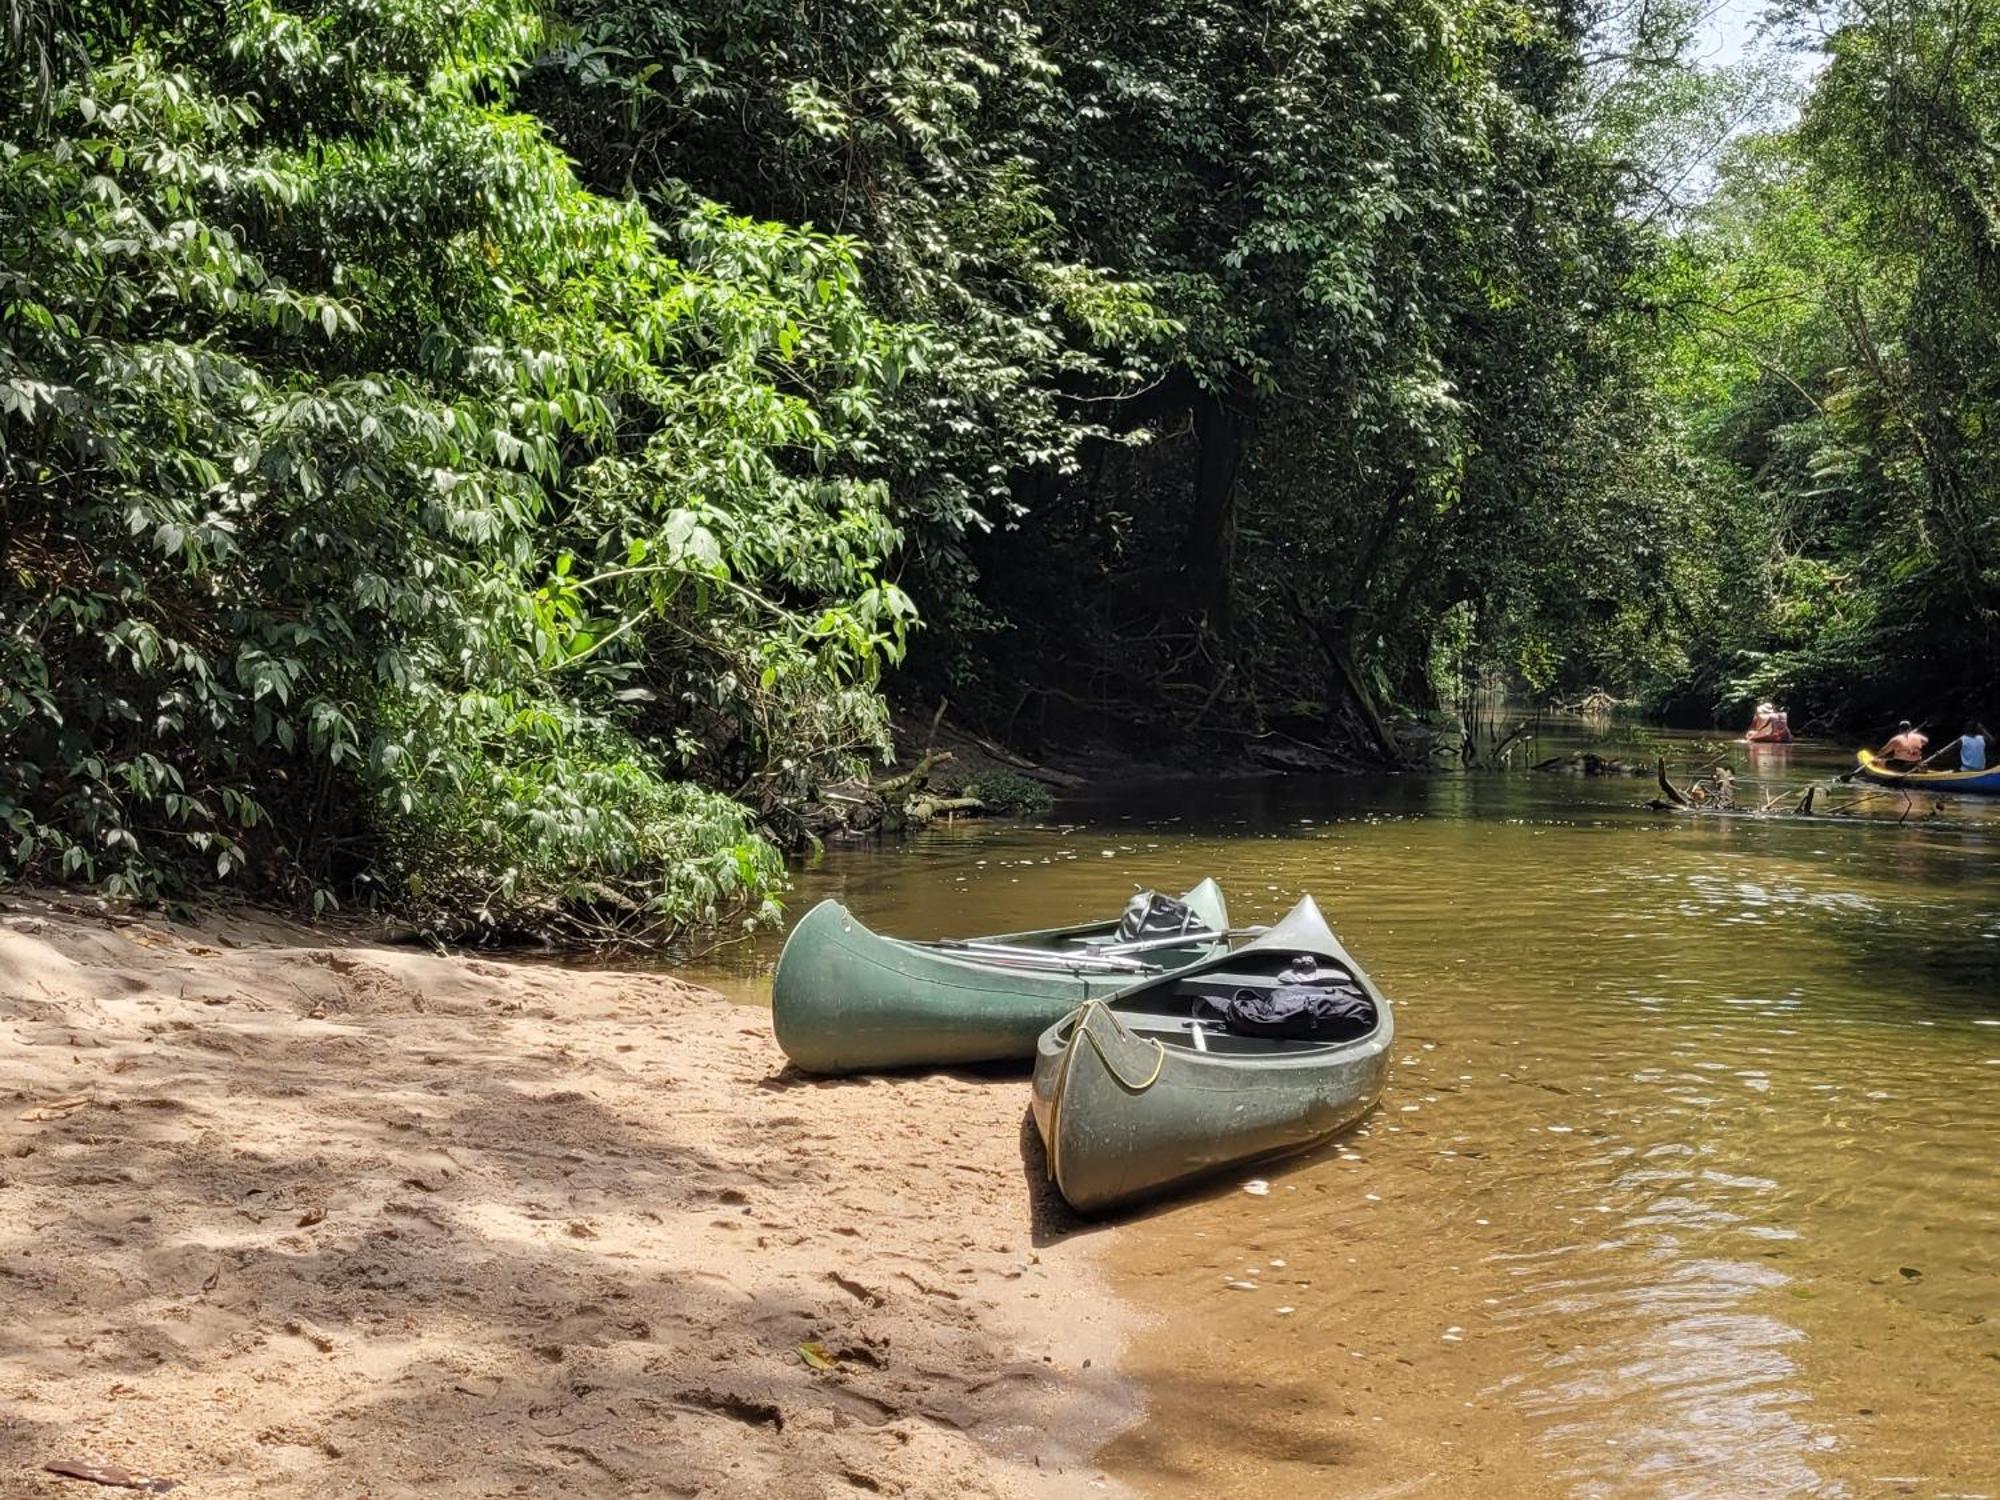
[1031,894,1393,1214]
[771,880,1231,1075]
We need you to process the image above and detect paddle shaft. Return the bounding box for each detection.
[1097,924,1269,957]
[927,939,1153,972]
[927,923,1269,973]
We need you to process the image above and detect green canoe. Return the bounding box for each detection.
[1031,894,1393,1215]
[770,880,1230,1075]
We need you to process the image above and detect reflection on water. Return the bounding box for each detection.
[683,728,2000,1498]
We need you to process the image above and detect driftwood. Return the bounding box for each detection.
[905,794,985,823]
[802,778,887,840]
[1541,688,1619,715]
[1649,761,1739,811]
[1651,756,1691,808]
[872,750,954,798]
[1461,720,1537,769]
[1650,773,1945,825]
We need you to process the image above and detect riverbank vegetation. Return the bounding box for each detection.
[1638,0,2000,729]
[3,0,1994,936]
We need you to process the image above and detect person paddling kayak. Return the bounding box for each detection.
[1877,721,1928,768]
[1920,722,1990,773]
[1746,702,1792,742]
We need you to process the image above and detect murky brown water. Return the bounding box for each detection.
[683,728,2000,1498]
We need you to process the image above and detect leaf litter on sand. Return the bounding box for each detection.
[18,1093,93,1121]
[43,1459,177,1493]
[797,1340,838,1370]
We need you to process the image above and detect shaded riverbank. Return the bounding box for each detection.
[0,896,1133,1498]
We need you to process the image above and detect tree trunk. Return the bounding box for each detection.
[1324,611,1402,764]
[1840,290,1993,612]
[1182,391,1245,639]
[1272,579,1403,765]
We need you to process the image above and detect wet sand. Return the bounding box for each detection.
[0,895,1134,1499]
[1096,1130,1564,1500]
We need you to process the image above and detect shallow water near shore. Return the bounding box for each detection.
[681,727,2000,1497]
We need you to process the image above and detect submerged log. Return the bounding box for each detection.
[1533,752,1649,777]
[1246,734,1355,773]
[905,794,985,825]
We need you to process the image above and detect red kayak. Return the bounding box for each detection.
[1745,708,1792,743]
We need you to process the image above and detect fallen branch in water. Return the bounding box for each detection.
[1535,752,1649,777]
[872,751,953,798]
[905,794,985,824]
[1469,721,1536,769]
[1652,756,1691,808]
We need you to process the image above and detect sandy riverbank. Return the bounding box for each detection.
[0,894,1135,1499]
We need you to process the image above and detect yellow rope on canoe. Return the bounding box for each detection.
[1073,1002,1166,1092]
[1044,1003,1166,1189]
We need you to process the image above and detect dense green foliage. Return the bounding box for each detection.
[1628,0,2000,729]
[1,0,911,933]
[5,0,1665,931]
[531,0,1685,759]
[19,0,1974,934]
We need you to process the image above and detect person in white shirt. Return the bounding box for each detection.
[1922,722,1989,772]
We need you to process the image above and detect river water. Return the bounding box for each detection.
[682,728,2000,1498]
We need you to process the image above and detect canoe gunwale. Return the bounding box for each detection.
[976,876,1230,949]
[1051,1000,1387,1069]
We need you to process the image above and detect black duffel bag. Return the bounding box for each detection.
[1209,983,1375,1039]
[1117,890,1201,942]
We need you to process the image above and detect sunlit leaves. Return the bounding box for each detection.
[0,0,915,934]
[1642,0,2000,722]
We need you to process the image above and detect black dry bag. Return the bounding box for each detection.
[1214,982,1375,1040]
[1117,890,1202,942]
